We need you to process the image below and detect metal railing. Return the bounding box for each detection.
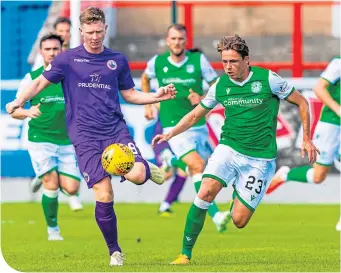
[61,1,338,76]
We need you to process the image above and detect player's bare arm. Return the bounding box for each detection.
[120,84,176,105]
[152,103,210,147]
[11,104,42,120]
[285,90,320,163]
[141,72,157,120]
[314,78,341,117]
[6,75,51,114]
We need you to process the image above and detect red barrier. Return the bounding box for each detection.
[61,1,337,74]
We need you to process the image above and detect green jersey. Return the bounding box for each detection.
[319,57,340,126]
[145,51,218,128]
[16,66,70,145]
[200,66,295,159]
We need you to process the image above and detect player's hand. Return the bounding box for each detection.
[27,103,42,119]
[144,105,156,120]
[153,84,177,101]
[6,99,21,114]
[188,89,201,106]
[151,133,172,147]
[301,139,320,163]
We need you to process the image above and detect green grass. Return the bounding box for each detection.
[1,203,340,272]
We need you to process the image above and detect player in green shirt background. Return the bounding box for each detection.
[11,34,82,241]
[142,24,231,232]
[152,34,320,264]
[29,17,83,212]
[267,56,340,231]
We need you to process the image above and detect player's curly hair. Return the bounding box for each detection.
[216,34,249,58]
[80,7,105,25]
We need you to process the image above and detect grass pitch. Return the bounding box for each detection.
[1,203,340,272]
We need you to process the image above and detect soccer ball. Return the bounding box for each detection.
[101,143,135,176]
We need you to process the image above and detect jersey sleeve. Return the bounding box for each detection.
[268,70,295,99]
[321,58,341,85]
[16,73,33,98]
[118,55,135,91]
[200,78,220,109]
[42,52,67,84]
[144,55,157,79]
[200,54,218,84]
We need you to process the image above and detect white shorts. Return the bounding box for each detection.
[313,121,340,166]
[27,141,81,181]
[163,125,212,160]
[203,144,276,211]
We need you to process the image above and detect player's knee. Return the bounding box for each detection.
[197,181,216,202]
[313,172,327,184]
[92,181,114,202]
[41,171,59,190]
[94,190,114,202]
[125,165,145,184]
[231,215,248,229]
[62,182,80,195]
[187,158,205,174]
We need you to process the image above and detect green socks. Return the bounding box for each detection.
[42,188,59,228]
[287,165,314,183]
[171,157,187,173]
[192,174,220,218]
[182,197,211,259]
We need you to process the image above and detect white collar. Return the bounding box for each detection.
[229,71,254,86]
[167,56,189,67]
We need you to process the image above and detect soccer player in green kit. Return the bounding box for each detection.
[267,56,340,231]
[152,34,320,264]
[11,34,81,241]
[142,24,231,232]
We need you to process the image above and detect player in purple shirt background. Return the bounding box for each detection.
[6,7,176,267]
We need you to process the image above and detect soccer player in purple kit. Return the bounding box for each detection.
[6,7,176,267]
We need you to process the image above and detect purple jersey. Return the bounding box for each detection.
[43,45,135,145]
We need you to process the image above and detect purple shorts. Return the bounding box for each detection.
[75,130,146,188]
[153,119,173,167]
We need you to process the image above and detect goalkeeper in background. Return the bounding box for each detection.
[11,34,82,240]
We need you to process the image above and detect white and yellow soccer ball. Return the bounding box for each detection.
[101,143,135,176]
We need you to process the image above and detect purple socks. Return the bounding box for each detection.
[95,201,121,255]
[165,175,186,204]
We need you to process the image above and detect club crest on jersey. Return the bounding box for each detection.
[251,81,262,93]
[107,60,117,70]
[82,172,90,182]
[45,64,52,71]
[186,64,195,73]
[163,66,168,73]
[226,88,231,95]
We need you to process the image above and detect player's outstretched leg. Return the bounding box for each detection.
[267,164,330,195]
[171,177,223,264]
[266,166,290,194]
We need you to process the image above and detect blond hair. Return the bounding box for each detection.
[80,7,105,25]
[217,34,249,58]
